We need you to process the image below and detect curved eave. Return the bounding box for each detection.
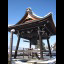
[8,13,52,28]
[48,13,56,35]
[16,12,52,25]
[8,13,56,36]
[16,11,28,25]
[15,8,43,25]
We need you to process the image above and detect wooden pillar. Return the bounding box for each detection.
[30,40,31,56]
[30,42,31,49]
[9,29,15,64]
[28,48,29,58]
[23,48,24,59]
[47,38,52,58]
[14,31,20,59]
[32,48,33,59]
[38,27,43,59]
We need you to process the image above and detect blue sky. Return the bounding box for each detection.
[8,0,56,48]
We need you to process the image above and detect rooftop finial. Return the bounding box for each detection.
[26,7,32,12]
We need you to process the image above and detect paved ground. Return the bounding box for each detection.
[10,56,35,60]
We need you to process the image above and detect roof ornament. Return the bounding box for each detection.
[26,8,32,14]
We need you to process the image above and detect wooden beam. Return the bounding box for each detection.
[14,31,20,59]
[47,38,52,58]
[38,27,43,59]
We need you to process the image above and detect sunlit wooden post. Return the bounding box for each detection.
[9,29,15,64]
[14,31,20,59]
